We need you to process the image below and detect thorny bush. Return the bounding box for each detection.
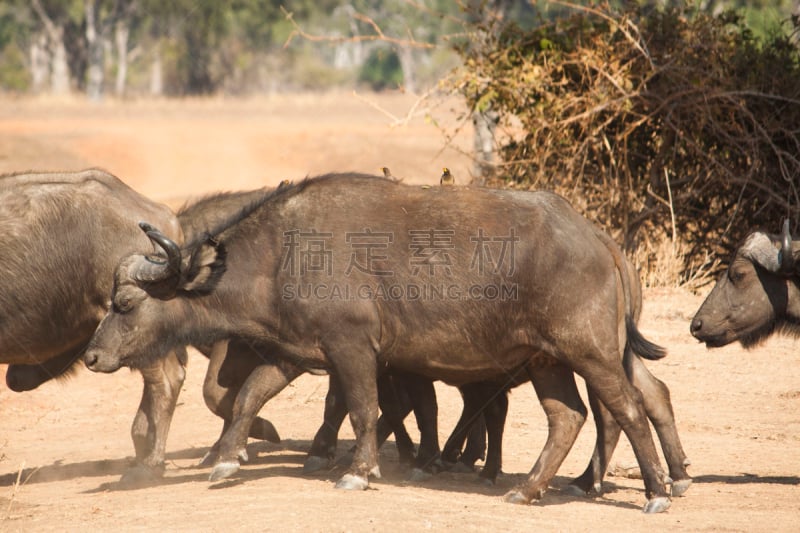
[450,2,800,287]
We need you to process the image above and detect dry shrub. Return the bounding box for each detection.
[450,1,800,287]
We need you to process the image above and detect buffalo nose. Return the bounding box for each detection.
[84,351,98,369]
[690,317,702,335]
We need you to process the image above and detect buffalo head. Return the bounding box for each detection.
[690,220,799,348]
[84,222,226,372]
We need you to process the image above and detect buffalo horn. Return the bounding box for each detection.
[133,222,182,283]
[779,218,795,274]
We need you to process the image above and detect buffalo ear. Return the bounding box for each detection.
[741,232,781,272]
[180,236,227,294]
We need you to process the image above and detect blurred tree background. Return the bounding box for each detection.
[0,1,798,286]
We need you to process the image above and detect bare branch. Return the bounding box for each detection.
[281,6,434,50]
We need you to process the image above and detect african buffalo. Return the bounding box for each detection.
[84,173,673,512]
[0,169,185,483]
[195,199,689,497]
[691,220,799,347]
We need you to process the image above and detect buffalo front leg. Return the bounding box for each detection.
[122,347,187,487]
[504,362,587,504]
[201,340,282,466]
[209,359,304,482]
[342,373,417,468]
[330,348,380,491]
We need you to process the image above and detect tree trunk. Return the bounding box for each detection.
[30,0,70,95]
[397,45,417,94]
[471,108,499,185]
[50,30,70,95]
[149,42,163,96]
[468,0,509,184]
[115,19,130,97]
[85,0,104,101]
[29,32,50,93]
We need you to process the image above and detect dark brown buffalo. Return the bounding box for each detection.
[691,220,799,347]
[200,205,689,497]
[0,169,185,484]
[83,173,673,512]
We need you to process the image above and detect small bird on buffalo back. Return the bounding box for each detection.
[381,166,402,183]
[440,167,454,186]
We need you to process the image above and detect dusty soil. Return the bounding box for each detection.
[0,94,797,532]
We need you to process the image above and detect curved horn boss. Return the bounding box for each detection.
[132,221,183,292]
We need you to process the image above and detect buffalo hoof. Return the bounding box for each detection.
[335,474,369,490]
[118,464,163,489]
[564,481,603,497]
[209,461,240,482]
[303,455,331,474]
[408,468,432,483]
[503,490,529,505]
[251,417,281,444]
[476,476,495,487]
[562,484,589,497]
[642,496,671,514]
[671,478,692,497]
[449,461,475,474]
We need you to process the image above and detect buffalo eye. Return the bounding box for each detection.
[729,268,746,284]
[114,297,132,313]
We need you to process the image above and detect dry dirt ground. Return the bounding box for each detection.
[0,93,797,532]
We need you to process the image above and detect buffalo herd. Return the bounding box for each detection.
[2,169,797,514]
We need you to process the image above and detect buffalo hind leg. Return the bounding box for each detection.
[442,382,508,482]
[504,362,586,504]
[441,386,488,469]
[375,374,416,465]
[568,355,691,497]
[305,374,353,474]
[570,356,671,513]
[476,388,508,484]
[121,347,187,487]
[565,389,618,496]
[628,354,691,495]
[396,373,442,480]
